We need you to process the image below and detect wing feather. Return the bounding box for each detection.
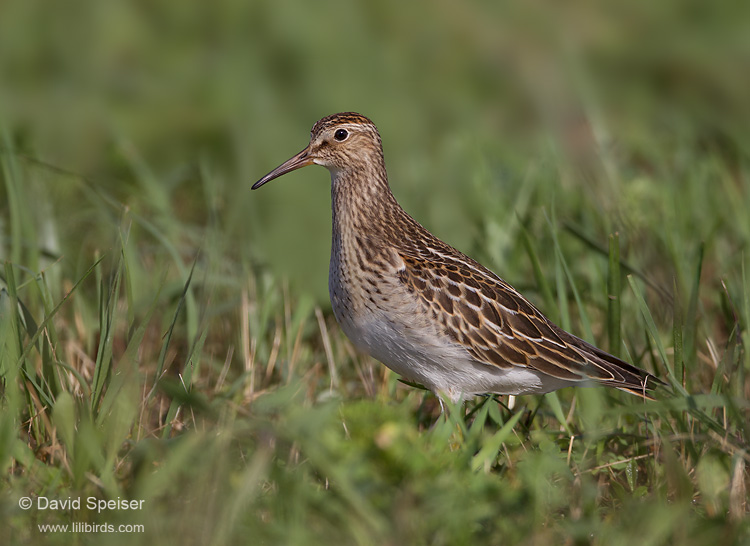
[397,248,662,394]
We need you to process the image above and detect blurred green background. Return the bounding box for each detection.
[3,0,748,300]
[2,0,750,544]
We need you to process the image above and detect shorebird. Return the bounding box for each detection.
[253,112,662,404]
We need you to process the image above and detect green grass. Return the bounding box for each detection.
[1,0,750,544]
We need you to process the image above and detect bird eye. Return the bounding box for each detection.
[334,129,348,141]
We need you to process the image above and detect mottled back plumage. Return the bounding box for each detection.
[253,112,663,403]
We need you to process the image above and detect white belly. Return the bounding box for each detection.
[329,274,570,402]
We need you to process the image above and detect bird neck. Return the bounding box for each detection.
[329,161,403,237]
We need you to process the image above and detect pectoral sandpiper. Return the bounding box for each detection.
[253,112,662,404]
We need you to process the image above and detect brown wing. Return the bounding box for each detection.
[395,244,662,396]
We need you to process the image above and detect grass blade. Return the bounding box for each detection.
[607,232,621,357]
[627,275,683,393]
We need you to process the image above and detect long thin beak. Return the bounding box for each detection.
[252,146,314,190]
